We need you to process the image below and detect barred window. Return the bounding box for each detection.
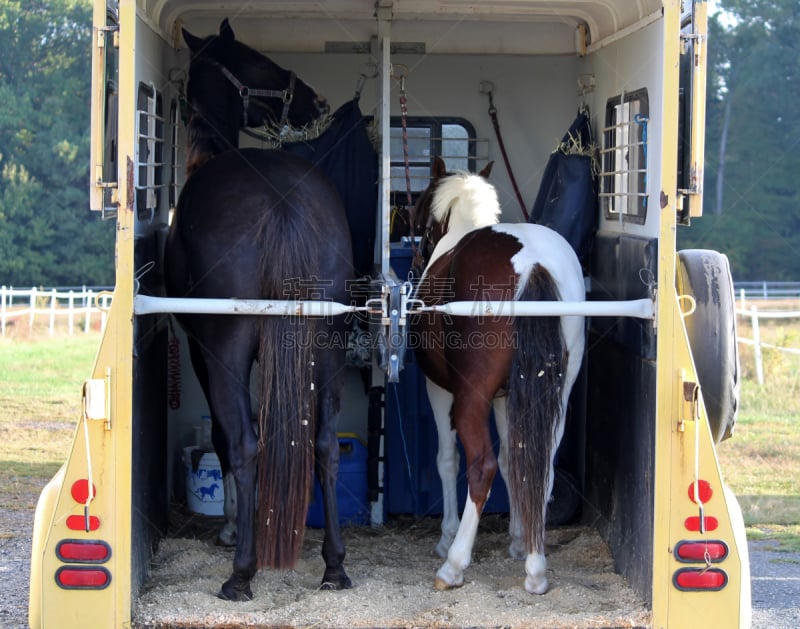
[600,89,649,223]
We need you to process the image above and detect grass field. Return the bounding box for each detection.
[1,310,798,551]
[718,303,800,552]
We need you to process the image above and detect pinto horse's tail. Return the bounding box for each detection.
[255,207,320,570]
[507,263,567,555]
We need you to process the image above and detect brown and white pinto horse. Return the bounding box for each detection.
[410,157,585,594]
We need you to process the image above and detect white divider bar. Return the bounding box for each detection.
[411,298,654,319]
[134,295,366,317]
[134,294,655,319]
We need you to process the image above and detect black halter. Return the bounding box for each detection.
[216,62,296,128]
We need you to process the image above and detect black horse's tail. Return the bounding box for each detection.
[507,263,567,555]
[255,205,320,569]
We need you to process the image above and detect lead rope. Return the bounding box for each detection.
[397,70,425,276]
[486,88,529,221]
[81,383,95,532]
[692,385,712,574]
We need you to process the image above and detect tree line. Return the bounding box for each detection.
[677,0,800,281]
[0,1,797,285]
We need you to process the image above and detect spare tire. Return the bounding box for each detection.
[676,250,740,443]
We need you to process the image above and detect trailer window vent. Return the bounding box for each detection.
[135,82,165,223]
[169,98,182,213]
[600,89,649,223]
[386,117,487,199]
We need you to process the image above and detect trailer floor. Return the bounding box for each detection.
[133,509,650,628]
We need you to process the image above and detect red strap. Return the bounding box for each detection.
[489,106,529,221]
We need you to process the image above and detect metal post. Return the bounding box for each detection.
[49,289,57,336]
[750,305,763,385]
[1,285,6,337]
[85,289,93,333]
[29,288,37,330]
[68,291,75,335]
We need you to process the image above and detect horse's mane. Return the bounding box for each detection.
[431,172,501,232]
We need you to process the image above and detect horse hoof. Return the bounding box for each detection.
[434,575,464,591]
[216,533,236,547]
[320,569,352,590]
[508,542,527,561]
[524,575,549,595]
[218,579,253,602]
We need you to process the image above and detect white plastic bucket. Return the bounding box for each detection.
[183,446,224,516]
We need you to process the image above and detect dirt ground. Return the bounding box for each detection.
[132,512,650,628]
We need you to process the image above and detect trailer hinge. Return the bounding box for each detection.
[678,371,699,433]
[96,25,119,50]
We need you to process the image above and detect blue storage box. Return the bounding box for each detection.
[306,434,369,527]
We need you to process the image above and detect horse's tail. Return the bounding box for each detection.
[507,263,567,555]
[255,204,320,570]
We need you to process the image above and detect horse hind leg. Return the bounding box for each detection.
[314,352,352,590]
[192,333,259,602]
[434,392,497,590]
[425,377,459,558]
[188,338,238,548]
[492,397,526,560]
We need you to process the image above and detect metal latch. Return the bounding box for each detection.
[678,371,699,433]
[83,368,112,430]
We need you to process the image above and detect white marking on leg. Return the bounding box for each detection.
[525,551,549,594]
[426,377,459,557]
[435,491,480,589]
[493,397,525,559]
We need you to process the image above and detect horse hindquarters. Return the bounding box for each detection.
[506,263,568,595]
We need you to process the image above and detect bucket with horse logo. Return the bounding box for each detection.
[183,446,224,516]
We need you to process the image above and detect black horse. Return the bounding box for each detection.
[165,20,353,601]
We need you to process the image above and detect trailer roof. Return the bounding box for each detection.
[139,1,664,55]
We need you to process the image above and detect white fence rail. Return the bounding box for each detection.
[736,305,800,385]
[1,286,113,336]
[735,281,800,303]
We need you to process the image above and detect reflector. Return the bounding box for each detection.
[684,515,718,532]
[687,479,713,504]
[56,539,111,563]
[55,566,111,589]
[66,514,101,531]
[70,479,97,504]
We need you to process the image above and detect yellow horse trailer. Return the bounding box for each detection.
[29,1,750,627]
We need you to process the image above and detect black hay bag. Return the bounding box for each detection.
[282,98,378,279]
[530,112,598,266]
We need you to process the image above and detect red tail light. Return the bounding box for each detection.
[55,566,111,589]
[673,567,727,591]
[56,539,111,563]
[674,540,728,563]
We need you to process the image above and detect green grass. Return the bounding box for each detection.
[716,312,800,553]
[0,322,798,552]
[0,333,101,503]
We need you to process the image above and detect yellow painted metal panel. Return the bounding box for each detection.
[31,1,138,627]
[653,4,747,627]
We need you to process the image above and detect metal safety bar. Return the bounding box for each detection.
[134,294,655,320]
